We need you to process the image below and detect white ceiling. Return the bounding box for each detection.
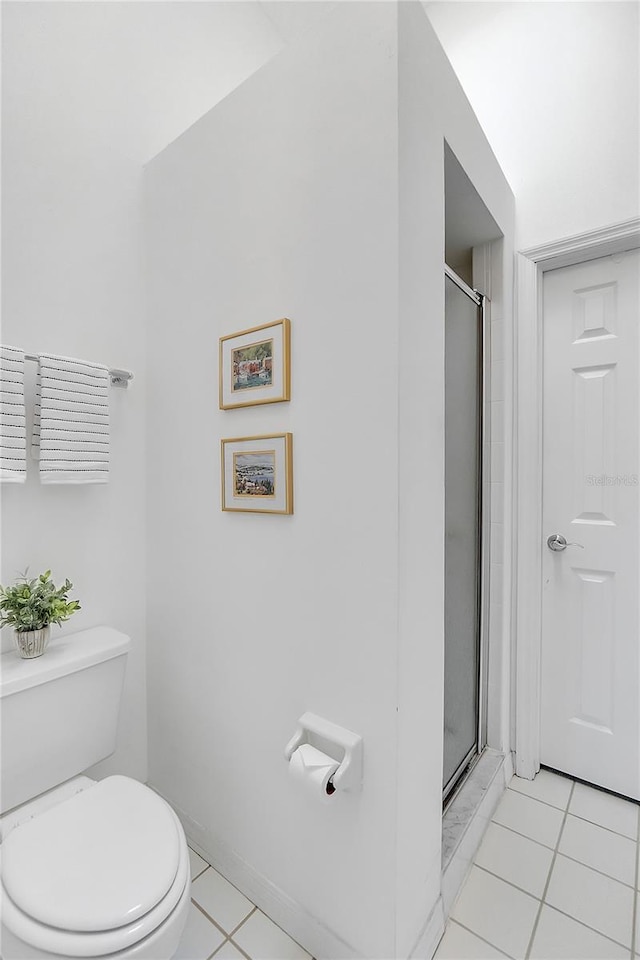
[2,2,285,164]
[4,0,637,245]
[261,1,338,43]
[1,2,347,166]
[424,0,639,244]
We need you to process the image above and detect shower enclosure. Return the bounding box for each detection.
[443,265,489,804]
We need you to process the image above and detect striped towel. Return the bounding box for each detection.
[0,345,27,483]
[32,354,110,484]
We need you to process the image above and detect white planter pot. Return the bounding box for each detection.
[14,625,51,659]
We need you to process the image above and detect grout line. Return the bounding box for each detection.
[229,918,312,960]
[191,862,211,880]
[474,864,541,903]
[496,802,639,885]
[507,785,571,814]
[524,779,575,958]
[227,935,254,960]
[499,796,638,843]
[541,903,632,952]
[542,766,640,809]
[565,811,640,843]
[553,850,638,891]
[228,905,258,939]
[184,856,290,960]
[564,814,640,843]
[188,846,212,877]
[475,851,637,922]
[448,919,514,959]
[460,777,636,957]
[191,898,235,940]
[209,940,230,959]
[476,848,633,950]
[490,819,557,851]
[631,806,639,958]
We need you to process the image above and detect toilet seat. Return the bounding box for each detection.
[0,777,189,958]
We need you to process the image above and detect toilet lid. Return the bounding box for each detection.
[1,776,181,932]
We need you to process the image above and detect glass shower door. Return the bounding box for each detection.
[443,269,486,801]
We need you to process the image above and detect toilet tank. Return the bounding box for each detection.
[0,627,131,814]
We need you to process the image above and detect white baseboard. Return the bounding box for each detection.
[504,750,514,782]
[154,787,363,960]
[408,896,445,960]
[152,754,514,960]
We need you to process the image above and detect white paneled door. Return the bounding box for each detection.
[541,249,640,800]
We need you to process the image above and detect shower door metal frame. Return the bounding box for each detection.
[442,264,491,805]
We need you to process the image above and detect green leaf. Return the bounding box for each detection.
[0,570,80,630]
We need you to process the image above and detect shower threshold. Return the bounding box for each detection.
[443,747,484,814]
[440,749,513,917]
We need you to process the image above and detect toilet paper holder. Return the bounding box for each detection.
[284,712,363,793]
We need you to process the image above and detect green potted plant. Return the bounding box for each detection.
[0,570,81,659]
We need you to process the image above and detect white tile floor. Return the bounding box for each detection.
[178,770,639,960]
[177,848,312,960]
[436,769,640,960]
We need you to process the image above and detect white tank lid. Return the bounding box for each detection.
[0,626,131,698]
[1,776,180,932]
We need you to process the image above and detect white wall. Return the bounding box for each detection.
[146,4,514,958]
[145,5,399,956]
[426,1,640,249]
[2,2,519,952]
[1,0,285,786]
[0,8,148,780]
[396,6,514,955]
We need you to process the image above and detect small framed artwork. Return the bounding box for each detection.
[219,318,291,409]
[221,433,293,515]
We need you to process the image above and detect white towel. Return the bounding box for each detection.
[0,345,27,483]
[32,354,110,484]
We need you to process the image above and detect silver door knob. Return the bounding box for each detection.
[547,534,584,552]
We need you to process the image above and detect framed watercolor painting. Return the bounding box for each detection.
[221,433,293,515]
[219,318,291,409]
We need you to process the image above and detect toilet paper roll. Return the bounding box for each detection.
[288,744,340,801]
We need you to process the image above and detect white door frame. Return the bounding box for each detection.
[513,217,640,780]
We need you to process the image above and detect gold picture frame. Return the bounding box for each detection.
[219,318,291,409]
[221,433,293,515]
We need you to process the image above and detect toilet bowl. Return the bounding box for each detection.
[0,775,190,960]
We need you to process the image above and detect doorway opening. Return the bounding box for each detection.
[442,264,488,805]
[514,222,640,801]
[442,143,502,807]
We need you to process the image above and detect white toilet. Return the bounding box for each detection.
[0,627,190,959]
